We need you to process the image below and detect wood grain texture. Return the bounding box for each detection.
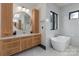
[32,34,41,47]
[2,38,20,56]
[0,34,41,56]
[1,3,13,37]
[20,36,32,51]
[32,9,39,33]
[0,4,41,55]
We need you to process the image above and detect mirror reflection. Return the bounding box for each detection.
[13,6,32,35]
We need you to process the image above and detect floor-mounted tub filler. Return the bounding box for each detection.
[50,36,71,51]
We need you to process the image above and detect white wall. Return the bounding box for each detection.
[36,3,61,48]
[60,4,79,47]
[35,3,47,46]
[36,3,61,47]
[45,4,60,48]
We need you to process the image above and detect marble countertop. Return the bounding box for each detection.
[0,33,40,40]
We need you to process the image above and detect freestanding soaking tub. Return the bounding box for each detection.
[50,36,71,51]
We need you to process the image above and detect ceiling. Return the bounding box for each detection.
[15,3,76,8]
[15,3,38,8]
[54,3,74,7]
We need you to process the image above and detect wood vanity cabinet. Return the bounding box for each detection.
[20,34,41,51]
[20,36,32,51]
[0,4,41,56]
[1,3,13,37]
[0,34,41,56]
[32,34,41,47]
[0,38,20,56]
[32,9,39,33]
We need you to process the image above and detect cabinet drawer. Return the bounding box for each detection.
[2,39,20,56]
[32,37,40,43]
[33,34,41,37]
[3,47,20,56]
[32,36,41,46]
[2,39,20,50]
[2,39,18,42]
[32,41,40,47]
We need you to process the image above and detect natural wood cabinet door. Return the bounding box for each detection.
[20,37,27,51]
[3,47,20,56]
[2,39,20,56]
[20,37,32,51]
[32,9,39,33]
[26,38,32,49]
[1,3,13,37]
[32,35,41,47]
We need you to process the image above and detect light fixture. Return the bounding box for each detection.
[17,6,22,11]
[22,7,26,12]
[26,9,30,13]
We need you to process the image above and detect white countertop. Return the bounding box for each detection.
[0,33,40,40]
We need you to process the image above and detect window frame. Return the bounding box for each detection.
[69,10,79,20]
[50,11,58,30]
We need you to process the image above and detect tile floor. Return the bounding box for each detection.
[15,46,79,56]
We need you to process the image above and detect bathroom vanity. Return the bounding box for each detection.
[0,33,41,56]
[0,3,41,56]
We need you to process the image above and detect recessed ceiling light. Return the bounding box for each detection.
[22,7,26,11]
[17,6,22,11]
[26,9,30,13]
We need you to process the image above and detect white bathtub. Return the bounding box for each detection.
[50,36,71,51]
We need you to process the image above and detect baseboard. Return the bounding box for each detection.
[39,44,46,50]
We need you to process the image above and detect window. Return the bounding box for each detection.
[50,11,58,30]
[69,10,79,20]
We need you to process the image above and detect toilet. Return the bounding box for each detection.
[50,36,71,51]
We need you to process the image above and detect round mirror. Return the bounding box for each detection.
[13,11,31,35]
